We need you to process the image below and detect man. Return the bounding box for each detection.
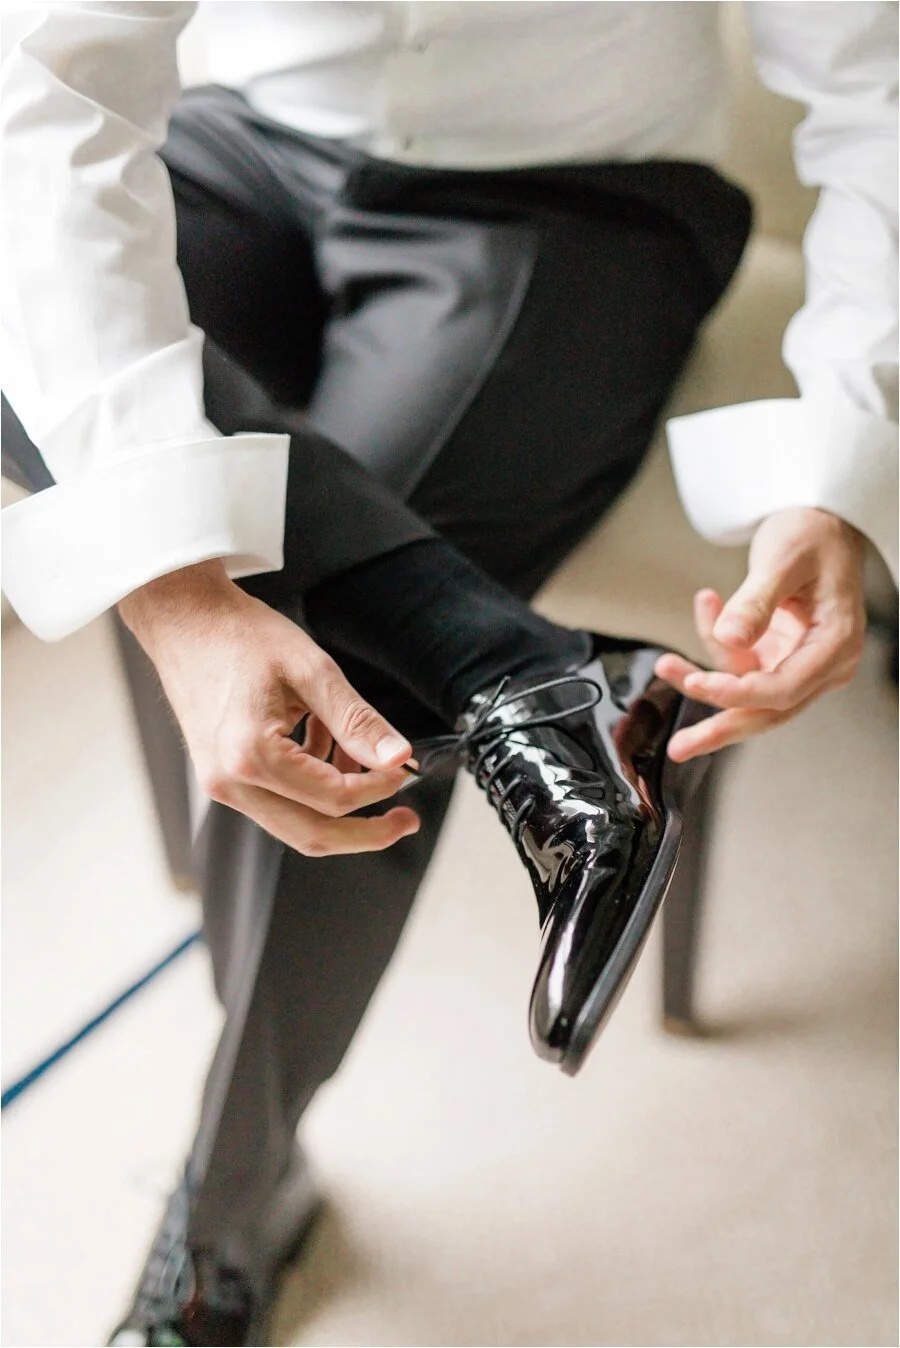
[1,2,896,1343]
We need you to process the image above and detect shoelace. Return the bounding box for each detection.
[415,672,604,836]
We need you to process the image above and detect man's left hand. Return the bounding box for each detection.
[655,507,867,762]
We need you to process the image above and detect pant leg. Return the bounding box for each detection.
[313,159,751,593]
[157,91,465,1271]
[160,88,750,1271]
[187,759,457,1280]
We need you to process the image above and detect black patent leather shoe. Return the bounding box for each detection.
[415,635,710,1076]
[108,1167,320,1346]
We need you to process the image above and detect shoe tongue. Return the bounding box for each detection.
[465,703,600,781]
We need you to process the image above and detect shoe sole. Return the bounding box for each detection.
[557,695,711,1077]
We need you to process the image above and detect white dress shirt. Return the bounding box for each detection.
[1,1,897,640]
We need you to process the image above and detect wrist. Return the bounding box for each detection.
[814,508,866,553]
[760,506,865,551]
[117,560,246,651]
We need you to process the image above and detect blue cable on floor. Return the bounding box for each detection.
[1,929,202,1112]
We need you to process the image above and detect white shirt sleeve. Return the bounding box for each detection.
[667,1,898,582]
[0,2,289,641]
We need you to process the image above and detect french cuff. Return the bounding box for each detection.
[667,396,899,583]
[1,433,290,641]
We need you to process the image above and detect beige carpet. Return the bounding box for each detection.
[3,4,896,1339]
[2,250,898,1338]
[273,647,898,1348]
[2,582,896,1346]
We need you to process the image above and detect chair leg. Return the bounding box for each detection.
[112,615,196,892]
[2,394,198,891]
[661,748,726,1035]
[865,594,899,687]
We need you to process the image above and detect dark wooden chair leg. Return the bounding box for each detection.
[661,748,727,1035]
[865,594,899,687]
[111,616,197,892]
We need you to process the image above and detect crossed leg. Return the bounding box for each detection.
[160,85,749,1277]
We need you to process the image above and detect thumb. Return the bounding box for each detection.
[297,658,412,771]
[714,562,797,650]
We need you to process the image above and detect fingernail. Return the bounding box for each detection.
[376,733,409,764]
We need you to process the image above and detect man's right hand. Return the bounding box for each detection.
[118,560,420,856]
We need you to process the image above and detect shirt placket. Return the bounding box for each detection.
[380,0,437,154]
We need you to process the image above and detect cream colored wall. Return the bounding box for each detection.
[718,2,817,245]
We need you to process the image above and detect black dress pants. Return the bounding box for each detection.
[148,85,751,1277]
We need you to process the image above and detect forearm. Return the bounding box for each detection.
[668,2,898,582]
[2,2,204,468]
[0,4,290,643]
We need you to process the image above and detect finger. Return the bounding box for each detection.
[713,560,800,651]
[683,636,841,712]
[695,589,760,675]
[654,590,760,697]
[655,654,741,712]
[295,656,413,769]
[668,691,819,761]
[668,676,748,711]
[668,707,779,760]
[331,743,363,774]
[654,653,705,692]
[308,805,421,855]
[300,714,334,761]
[263,742,412,816]
[213,730,411,818]
[655,650,765,711]
[230,783,421,856]
[695,588,724,655]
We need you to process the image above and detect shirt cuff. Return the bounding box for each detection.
[1,433,290,640]
[667,396,899,583]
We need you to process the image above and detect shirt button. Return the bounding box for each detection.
[402,136,414,150]
[411,39,428,52]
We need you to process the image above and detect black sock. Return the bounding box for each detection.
[304,538,590,726]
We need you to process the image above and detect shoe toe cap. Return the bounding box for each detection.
[528,935,574,1062]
